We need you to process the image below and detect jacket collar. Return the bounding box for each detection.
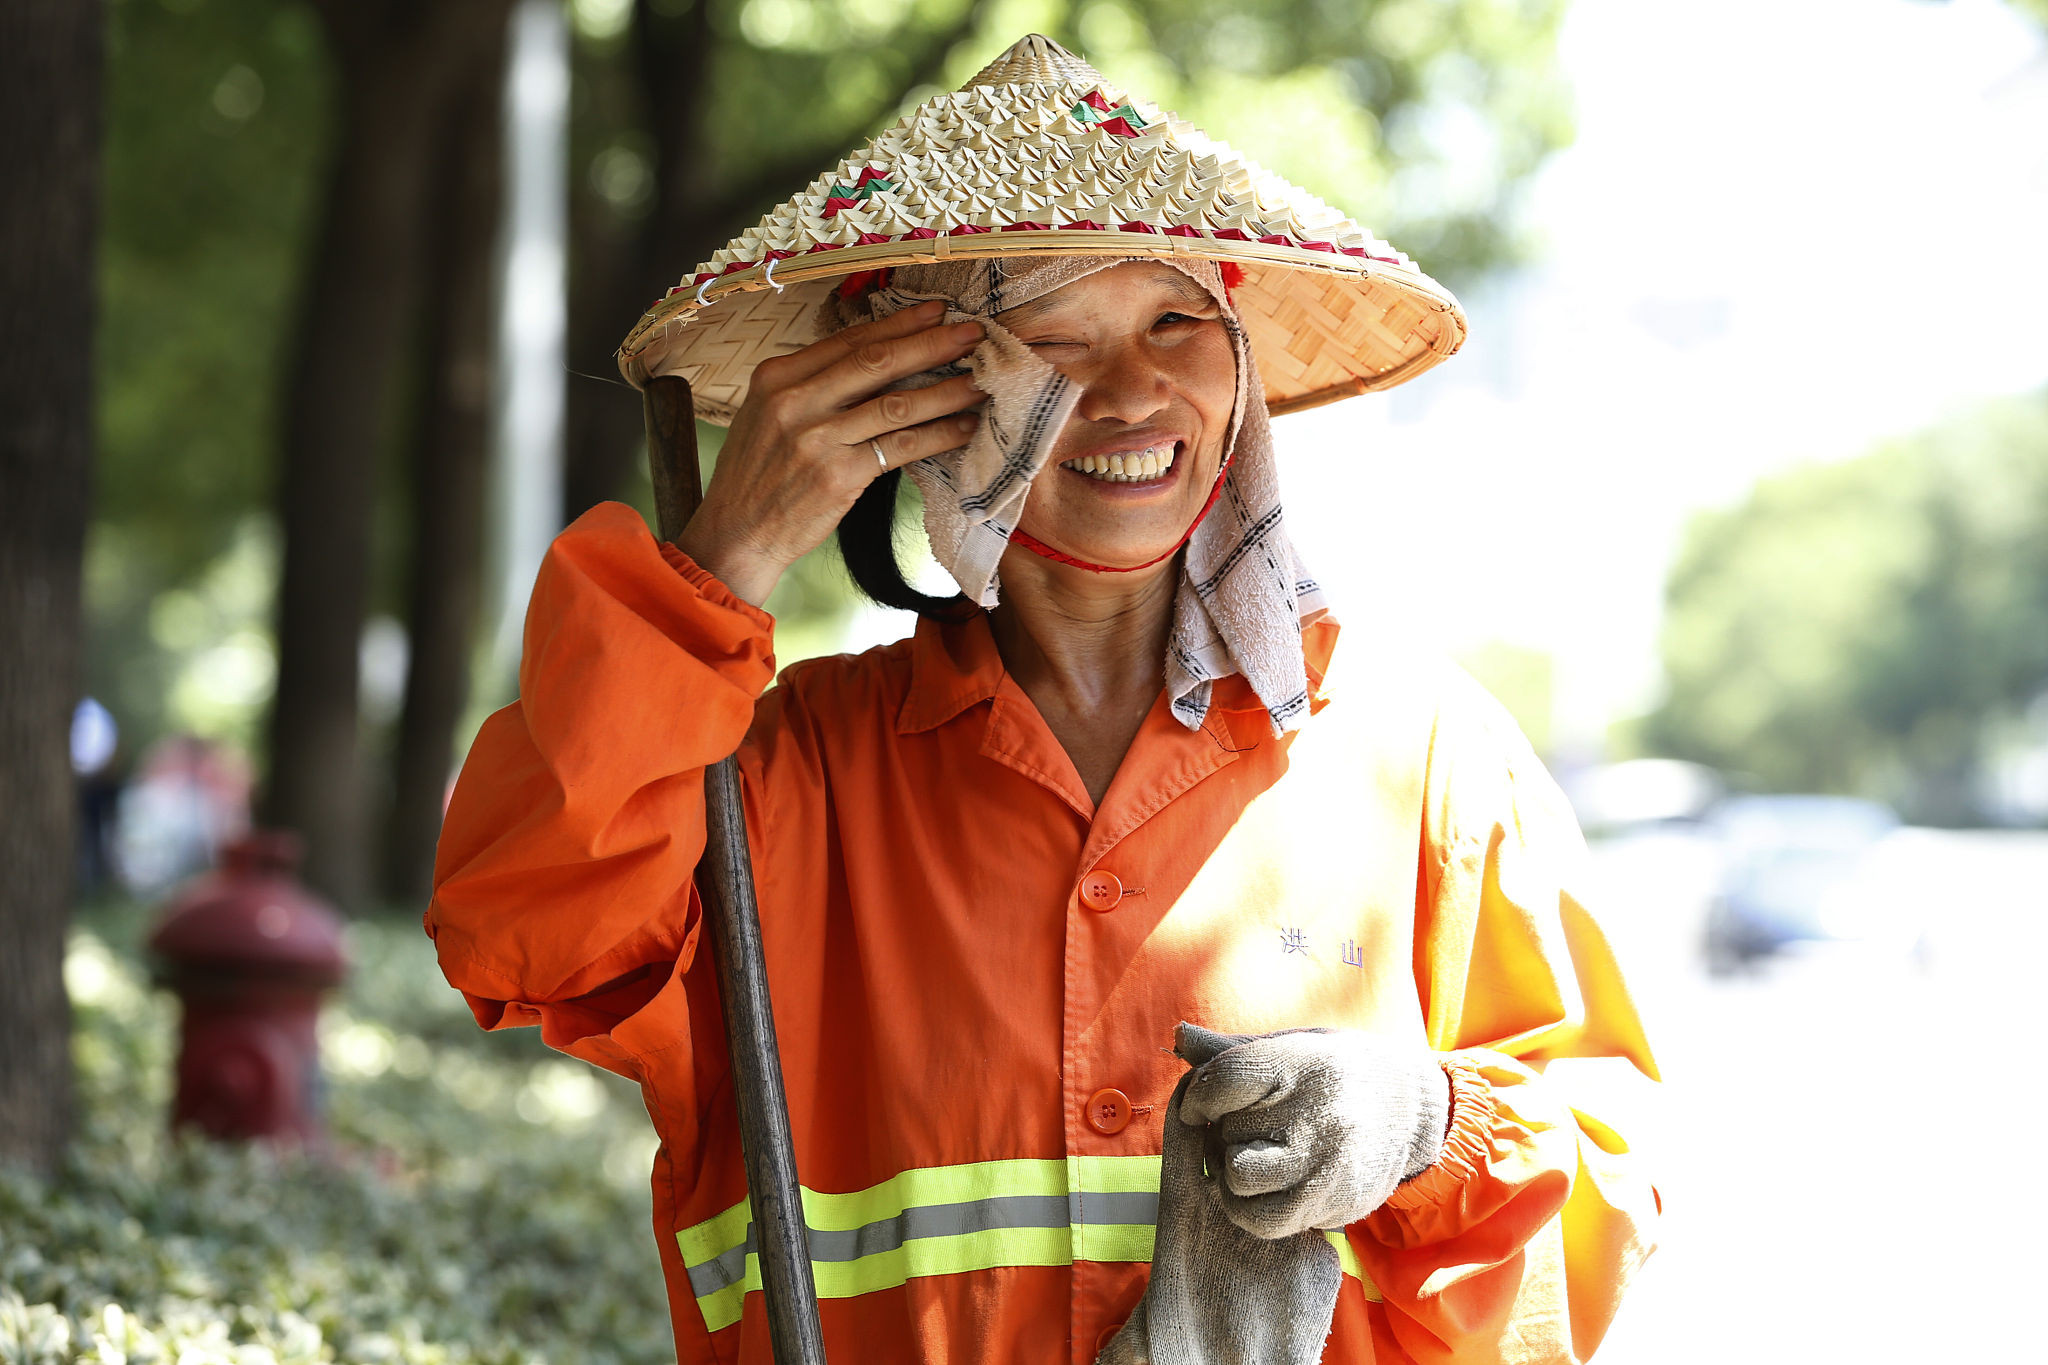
[895,610,1339,735]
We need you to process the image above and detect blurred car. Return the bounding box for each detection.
[1702,794,1908,972]
[1561,758,1725,839]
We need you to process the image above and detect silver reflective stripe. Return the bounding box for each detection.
[685,1190,1162,1297]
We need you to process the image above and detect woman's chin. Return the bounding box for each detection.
[1012,457,1216,569]
[1008,520,1191,573]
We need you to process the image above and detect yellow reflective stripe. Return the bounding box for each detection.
[804,1157,1069,1230]
[1070,1153,1167,1192]
[1324,1229,1382,1301]
[695,1278,749,1336]
[678,1159,1381,1334]
[695,1226,1081,1334]
[682,1157,1081,1261]
[675,1197,752,1267]
[1074,1221,1155,1264]
[815,1224,1075,1297]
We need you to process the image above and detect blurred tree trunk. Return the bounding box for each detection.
[381,19,510,907]
[0,0,101,1173]
[266,0,510,908]
[562,0,990,518]
[562,0,715,519]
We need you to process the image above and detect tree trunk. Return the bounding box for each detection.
[266,1,503,908]
[562,0,716,520]
[0,0,101,1174]
[561,0,990,520]
[381,14,510,907]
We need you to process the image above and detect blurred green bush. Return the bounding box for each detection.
[1,914,671,1365]
[1645,392,2048,825]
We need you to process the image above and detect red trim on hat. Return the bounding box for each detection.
[836,267,896,299]
[670,225,1416,309]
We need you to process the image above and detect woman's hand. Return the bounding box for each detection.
[674,299,986,606]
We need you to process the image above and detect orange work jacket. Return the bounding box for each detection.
[428,502,1661,1365]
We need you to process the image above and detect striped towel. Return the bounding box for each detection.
[825,254,1330,735]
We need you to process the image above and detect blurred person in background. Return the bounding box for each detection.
[115,733,251,895]
[428,36,1660,1365]
[71,696,124,895]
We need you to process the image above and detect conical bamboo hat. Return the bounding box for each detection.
[617,34,1466,424]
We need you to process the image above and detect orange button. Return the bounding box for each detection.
[1095,1322,1124,1355]
[1079,869,1123,912]
[1085,1087,1132,1134]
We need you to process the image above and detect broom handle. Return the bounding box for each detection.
[644,374,827,1364]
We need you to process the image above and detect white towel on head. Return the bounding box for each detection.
[822,254,1330,735]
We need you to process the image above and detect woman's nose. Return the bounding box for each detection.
[1070,342,1171,426]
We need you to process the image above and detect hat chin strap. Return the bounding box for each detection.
[1008,447,1237,574]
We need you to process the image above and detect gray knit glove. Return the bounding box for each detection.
[1096,1026,1341,1365]
[1178,1023,1451,1240]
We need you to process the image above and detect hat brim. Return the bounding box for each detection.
[617,229,1465,426]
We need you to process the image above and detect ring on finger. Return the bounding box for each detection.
[870,439,888,472]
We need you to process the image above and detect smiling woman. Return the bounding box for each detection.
[1004,264,1236,566]
[427,34,1661,1365]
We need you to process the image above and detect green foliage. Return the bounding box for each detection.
[89,0,331,758]
[98,0,330,584]
[1645,393,2048,822]
[3,912,670,1365]
[599,0,1572,289]
[93,0,1576,765]
[1455,640,1553,755]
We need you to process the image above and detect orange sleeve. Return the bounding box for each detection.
[1351,668,1663,1364]
[425,501,778,1081]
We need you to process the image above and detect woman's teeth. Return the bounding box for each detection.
[1063,444,1177,484]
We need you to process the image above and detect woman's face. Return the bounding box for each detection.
[997,262,1237,570]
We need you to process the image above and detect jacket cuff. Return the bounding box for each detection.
[1384,1054,1495,1213]
[659,541,776,635]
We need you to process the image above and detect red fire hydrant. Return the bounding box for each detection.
[148,831,349,1144]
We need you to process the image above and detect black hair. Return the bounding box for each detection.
[836,468,977,621]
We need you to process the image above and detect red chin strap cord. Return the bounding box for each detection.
[1009,445,1237,574]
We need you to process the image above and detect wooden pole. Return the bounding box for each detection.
[644,374,827,1364]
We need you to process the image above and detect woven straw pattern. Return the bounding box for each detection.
[618,36,1465,422]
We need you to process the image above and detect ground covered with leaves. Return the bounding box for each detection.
[0,908,672,1365]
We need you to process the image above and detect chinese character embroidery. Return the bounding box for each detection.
[1279,926,1310,956]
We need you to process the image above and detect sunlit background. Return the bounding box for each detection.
[20,0,2048,1361]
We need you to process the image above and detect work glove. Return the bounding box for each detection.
[1096,1025,1341,1365]
[1177,1023,1451,1240]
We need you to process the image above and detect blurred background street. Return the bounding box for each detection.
[1588,822,2048,1361]
[4,0,2046,1361]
